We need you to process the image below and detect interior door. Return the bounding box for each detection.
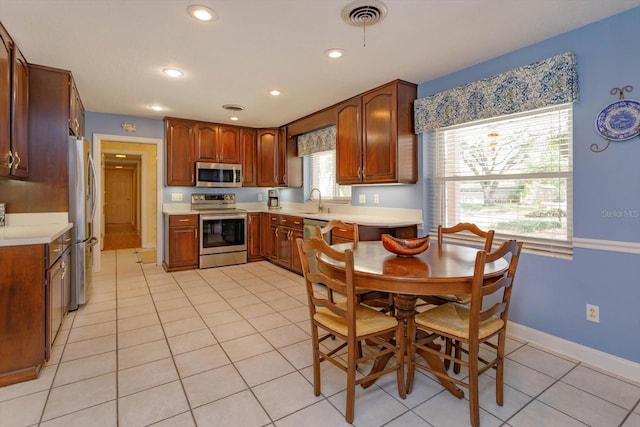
[105,167,134,224]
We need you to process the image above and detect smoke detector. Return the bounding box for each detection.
[341,0,388,27]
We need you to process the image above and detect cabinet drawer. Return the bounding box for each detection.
[169,215,198,227]
[280,215,303,229]
[331,224,356,241]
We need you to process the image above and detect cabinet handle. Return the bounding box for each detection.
[275,228,279,237]
[73,118,79,133]
[362,167,366,179]
[294,221,301,225]
[4,151,14,169]
[357,166,361,179]
[61,261,66,279]
[178,219,190,222]
[13,151,20,168]
[64,237,72,243]
[195,229,198,239]
[52,248,61,253]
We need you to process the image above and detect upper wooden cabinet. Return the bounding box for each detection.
[336,80,417,185]
[240,127,257,187]
[166,118,196,186]
[256,128,279,187]
[0,23,29,179]
[195,122,240,163]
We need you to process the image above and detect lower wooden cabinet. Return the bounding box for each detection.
[163,214,199,271]
[247,212,263,261]
[265,214,304,274]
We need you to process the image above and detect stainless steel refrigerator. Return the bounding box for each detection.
[68,136,98,310]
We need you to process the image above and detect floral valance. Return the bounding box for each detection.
[297,125,336,157]
[414,52,579,133]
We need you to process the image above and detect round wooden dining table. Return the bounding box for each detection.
[316,240,509,397]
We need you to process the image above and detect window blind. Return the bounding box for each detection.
[431,103,573,257]
[308,150,351,200]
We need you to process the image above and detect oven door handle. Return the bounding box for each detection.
[200,213,247,221]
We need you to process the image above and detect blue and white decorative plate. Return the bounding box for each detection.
[595,99,640,141]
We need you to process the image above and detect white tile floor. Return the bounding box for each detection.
[1,248,639,427]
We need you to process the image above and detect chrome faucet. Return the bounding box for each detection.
[308,188,324,212]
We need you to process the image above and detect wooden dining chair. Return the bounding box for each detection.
[433,222,496,304]
[407,240,523,427]
[316,220,395,314]
[296,236,406,423]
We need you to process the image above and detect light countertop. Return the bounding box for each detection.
[0,213,73,247]
[163,203,423,228]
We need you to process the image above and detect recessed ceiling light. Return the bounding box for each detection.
[325,48,344,59]
[229,116,239,121]
[148,105,165,111]
[187,5,217,21]
[163,68,184,78]
[269,89,281,96]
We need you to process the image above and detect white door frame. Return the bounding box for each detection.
[93,134,163,271]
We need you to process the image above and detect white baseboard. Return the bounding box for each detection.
[508,322,640,383]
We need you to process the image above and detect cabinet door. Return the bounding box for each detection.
[277,226,292,268]
[362,84,397,183]
[290,228,304,274]
[0,26,11,176]
[196,122,219,162]
[336,96,362,184]
[218,125,240,163]
[277,127,287,186]
[168,226,199,268]
[11,46,28,178]
[240,127,257,187]
[257,128,278,187]
[62,248,72,314]
[166,119,196,186]
[48,256,64,354]
[247,213,262,261]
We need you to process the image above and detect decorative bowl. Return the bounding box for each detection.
[381,234,430,257]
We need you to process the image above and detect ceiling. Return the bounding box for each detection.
[1,0,639,128]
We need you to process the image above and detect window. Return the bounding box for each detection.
[432,104,573,256]
[308,150,351,200]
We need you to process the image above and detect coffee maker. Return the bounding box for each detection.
[267,189,280,209]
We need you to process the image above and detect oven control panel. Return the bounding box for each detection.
[191,193,236,210]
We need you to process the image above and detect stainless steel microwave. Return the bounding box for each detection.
[195,162,242,188]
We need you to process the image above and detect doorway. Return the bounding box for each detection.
[103,156,141,250]
[93,134,163,272]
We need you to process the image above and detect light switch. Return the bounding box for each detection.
[359,194,366,203]
[374,194,380,204]
[171,193,183,201]
[257,193,263,201]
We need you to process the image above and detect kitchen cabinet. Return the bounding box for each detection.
[196,122,241,164]
[0,244,45,386]
[256,127,302,188]
[166,118,196,186]
[240,127,257,187]
[247,212,263,261]
[336,80,417,185]
[0,23,29,179]
[163,214,199,271]
[262,213,275,259]
[265,214,304,274]
[46,230,72,361]
[256,128,279,187]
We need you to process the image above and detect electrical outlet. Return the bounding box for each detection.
[373,194,380,204]
[586,304,599,323]
[257,193,263,201]
[171,193,183,201]
[358,194,366,203]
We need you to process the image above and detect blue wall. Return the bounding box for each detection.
[85,112,424,209]
[418,7,640,362]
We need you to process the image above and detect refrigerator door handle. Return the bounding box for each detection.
[87,152,98,224]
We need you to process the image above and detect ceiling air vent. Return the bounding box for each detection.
[341,0,388,27]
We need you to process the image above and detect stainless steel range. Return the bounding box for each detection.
[191,193,247,269]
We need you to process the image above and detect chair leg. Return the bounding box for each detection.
[312,326,321,396]
[453,340,462,374]
[444,338,452,370]
[346,339,357,423]
[468,344,480,427]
